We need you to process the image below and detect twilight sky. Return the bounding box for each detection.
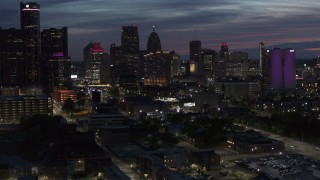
[1,0,320,61]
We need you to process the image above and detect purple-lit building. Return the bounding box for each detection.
[269,48,296,90]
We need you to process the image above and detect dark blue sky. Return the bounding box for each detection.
[1,0,320,61]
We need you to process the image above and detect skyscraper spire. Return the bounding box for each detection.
[147,27,161,52]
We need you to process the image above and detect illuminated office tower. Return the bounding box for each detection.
[83,42,104,84]
[144,51,172,86]
[147,26,161,52]
[202,49,217,79]
[0,28,25,86]
[270,48,296,90]
[20,2,41,85]
[41,27,70,88]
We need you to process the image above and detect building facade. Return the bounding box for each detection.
[144,51,172,86]
[0,95,53,124]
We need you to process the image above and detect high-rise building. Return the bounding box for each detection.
[41,27,68,57]
[83,42,104,84]
[144,51,172,86]
[20,2,41,85]
[226,51,248,77]
[220,42,229,59]
[0,28,25,86]
[261,48,271,94]
[109,43,123,84]
[47,56,71,88]
[270,48,296,90]
[189,40,202,75]
[259,42,265,71]
[121,26,140,76]
[147,26,161,52]
[201,49,217,80]
[121,26,139,55]
[171,52,180,78]
[41,27,70,88]
[261,48,296,92]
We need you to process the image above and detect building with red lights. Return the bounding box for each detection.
[220,42,229,59]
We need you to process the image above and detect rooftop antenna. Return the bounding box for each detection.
[153,25,155,32]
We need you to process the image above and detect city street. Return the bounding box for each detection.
[53,101,75,123]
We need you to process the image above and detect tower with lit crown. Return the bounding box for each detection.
[220,42,229,59]
[147,26,161,52]
[20,2,41,85]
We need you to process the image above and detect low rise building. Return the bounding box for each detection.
[52,87,77,103]
[189,150,220,170]
[0,95,53,124]
[227,131,285,154]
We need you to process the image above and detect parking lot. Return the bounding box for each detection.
[238,154,320,179]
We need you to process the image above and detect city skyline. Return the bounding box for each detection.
[1,0,320,60]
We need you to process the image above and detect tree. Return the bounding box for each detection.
[62,98,75,113]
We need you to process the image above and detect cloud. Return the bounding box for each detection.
[1,0,320,60]
[304,48,320,51]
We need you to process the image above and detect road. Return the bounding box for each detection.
[53,101,75,123]
[95,140,140,180]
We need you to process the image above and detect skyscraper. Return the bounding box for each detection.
[189,40,202,75]
[147,26,161,52]
[41,27,68,57]
[20,2,41,85]
[261,48,296,92]
[0,28,25,86]
[121,26,139,55]
[83,42,104,84]
[261,48,271,94]
[259,42,265,71]
[220,42,229,59]
[144,51,172,86]
[270,48,296,90]
[121,26,140,77]
[201,49,217,80]
[41,27,70,88]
